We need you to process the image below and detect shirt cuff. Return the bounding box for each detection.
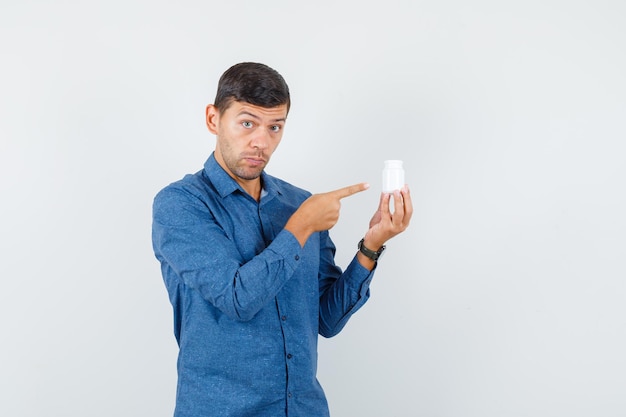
[344,255,376,297]
[266,229,304,273]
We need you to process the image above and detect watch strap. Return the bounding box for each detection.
[358,238,385,261]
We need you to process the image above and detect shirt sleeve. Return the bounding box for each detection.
[317,231,376,338]
[152,187,304,322]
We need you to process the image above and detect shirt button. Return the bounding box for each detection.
[288,392,292,398]
[281,315,287,321]
[294,255,300,261]
[287,353,293,359]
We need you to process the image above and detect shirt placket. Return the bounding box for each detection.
[276,299,295,414]
[258,197,295,414]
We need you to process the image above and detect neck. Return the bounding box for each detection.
[238,178,262,202]
[214,152,263,201]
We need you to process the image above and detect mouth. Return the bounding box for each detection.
[243,156,266,167]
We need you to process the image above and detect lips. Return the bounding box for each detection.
[243,156,265,167]
[242,153,266,164]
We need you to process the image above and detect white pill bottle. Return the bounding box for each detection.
[382,160,405,193]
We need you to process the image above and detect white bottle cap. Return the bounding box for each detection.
[384,160,403,169]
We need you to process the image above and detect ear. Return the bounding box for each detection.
[205,104,219,134]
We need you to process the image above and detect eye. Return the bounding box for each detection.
[270,125,281,132]
[242,121,253,128]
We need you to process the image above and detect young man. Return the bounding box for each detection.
[152,62,412,416]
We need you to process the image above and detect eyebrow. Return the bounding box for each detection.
[237,111,286,123]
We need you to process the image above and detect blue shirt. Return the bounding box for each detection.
[152,154,375,417]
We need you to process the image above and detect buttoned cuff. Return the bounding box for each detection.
[267,229,305,273]
[344,255,376,298]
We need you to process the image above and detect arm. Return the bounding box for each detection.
[152,187,303,322]
[316,186,414,337]
[317,232,374,337]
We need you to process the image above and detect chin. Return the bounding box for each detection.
[236,169,263,181]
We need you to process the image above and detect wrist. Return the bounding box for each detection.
[362,237,384,251]
[357,238,386,261]
[285,215,313,247]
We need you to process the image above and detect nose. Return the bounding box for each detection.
[250,128,270,150]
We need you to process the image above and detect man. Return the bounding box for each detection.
[152,62,412,416]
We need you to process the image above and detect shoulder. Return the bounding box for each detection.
[154,170,209,203]
[152,170,216,225]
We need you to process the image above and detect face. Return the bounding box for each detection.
[206,101,288,188]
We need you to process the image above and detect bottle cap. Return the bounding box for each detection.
[384,160,403,168]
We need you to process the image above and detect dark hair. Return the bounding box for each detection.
[213,62,291,114]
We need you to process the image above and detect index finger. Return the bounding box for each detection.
[329,182,370,200]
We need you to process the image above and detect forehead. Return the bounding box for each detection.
[223,101,288,121]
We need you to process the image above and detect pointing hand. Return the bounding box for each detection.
[285,183,369,246]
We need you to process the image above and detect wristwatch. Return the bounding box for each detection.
[357,238,386,261]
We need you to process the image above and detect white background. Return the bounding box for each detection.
[1,1,625,416]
